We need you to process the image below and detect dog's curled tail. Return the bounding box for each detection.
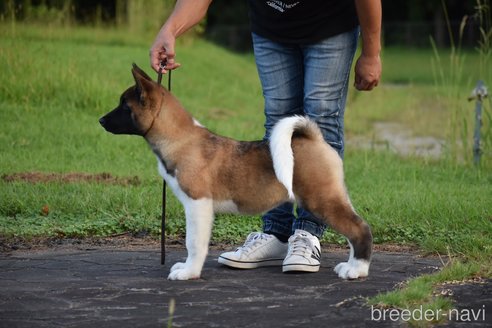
[269,116,324,200]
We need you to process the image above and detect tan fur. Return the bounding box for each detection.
[136,83,288,212]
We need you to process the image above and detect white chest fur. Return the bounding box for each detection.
[156,158,239,214]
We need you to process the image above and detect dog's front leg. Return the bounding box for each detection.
[168,198,214,280]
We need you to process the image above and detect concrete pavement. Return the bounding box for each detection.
[0,242,486,327]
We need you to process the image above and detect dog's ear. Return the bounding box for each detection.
[131,64,155,105]
[132,63,153,81]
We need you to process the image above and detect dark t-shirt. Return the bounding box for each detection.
[248,0,359,44]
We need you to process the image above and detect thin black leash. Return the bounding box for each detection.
[157,61,171,265]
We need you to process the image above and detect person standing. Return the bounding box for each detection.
[150,0,381,273]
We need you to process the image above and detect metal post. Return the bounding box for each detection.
[468,80,488,166]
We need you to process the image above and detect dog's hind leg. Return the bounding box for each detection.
[168,198,214,280]
[331,209,372,280]
[305,196,372,280]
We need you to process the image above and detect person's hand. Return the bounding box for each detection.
[354,54,381,91]
[149,29,181,74]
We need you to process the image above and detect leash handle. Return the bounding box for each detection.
[157,60,172,91]
[157,59,171,265]
[161,180,166,265]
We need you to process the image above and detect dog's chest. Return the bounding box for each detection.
[156,158,240,214]
[212,200,239,214]
[157,159,187,203]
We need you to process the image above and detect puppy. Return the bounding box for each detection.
[100,64,372,281]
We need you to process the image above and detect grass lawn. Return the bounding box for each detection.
[1,23,491,325]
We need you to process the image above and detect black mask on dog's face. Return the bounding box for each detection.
[100,64,159,136]
[99,90,142,135]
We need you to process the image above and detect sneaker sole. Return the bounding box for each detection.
[282,263,320,273]
[218,256,284,269]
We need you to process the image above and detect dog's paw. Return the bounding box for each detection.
[334,259,369,280]
[168,262,200,280]
[170,262,186,272]
[167,267,200,281]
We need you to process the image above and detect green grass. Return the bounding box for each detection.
[0,23,267,243]
[0,23,491,325]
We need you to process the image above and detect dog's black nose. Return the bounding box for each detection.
[99,117,106,126]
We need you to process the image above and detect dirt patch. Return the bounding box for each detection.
[2,172,141,186]
[347,122,444,159]
[0,235,161,254]
[0,234,420,256]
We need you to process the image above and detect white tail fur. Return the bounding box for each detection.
[269,116,323,200]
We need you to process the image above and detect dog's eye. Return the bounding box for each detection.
[123,104,136,121]
[122,103,131,112]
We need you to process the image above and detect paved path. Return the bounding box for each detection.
[0,245,487,327]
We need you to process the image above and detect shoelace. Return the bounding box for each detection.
[288,233,314,257]
[236,232,270,253]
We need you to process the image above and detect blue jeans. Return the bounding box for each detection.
[253,28,359,239]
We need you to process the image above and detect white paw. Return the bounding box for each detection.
[168,263,200,280]
[170,262,186,272]
[334,259,369,280]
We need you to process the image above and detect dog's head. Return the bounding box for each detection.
[99,64,163,136]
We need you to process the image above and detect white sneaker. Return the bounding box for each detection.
[218,232,288,269]
[282,229,321,273]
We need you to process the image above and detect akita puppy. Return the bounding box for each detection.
[99,64,372,281]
